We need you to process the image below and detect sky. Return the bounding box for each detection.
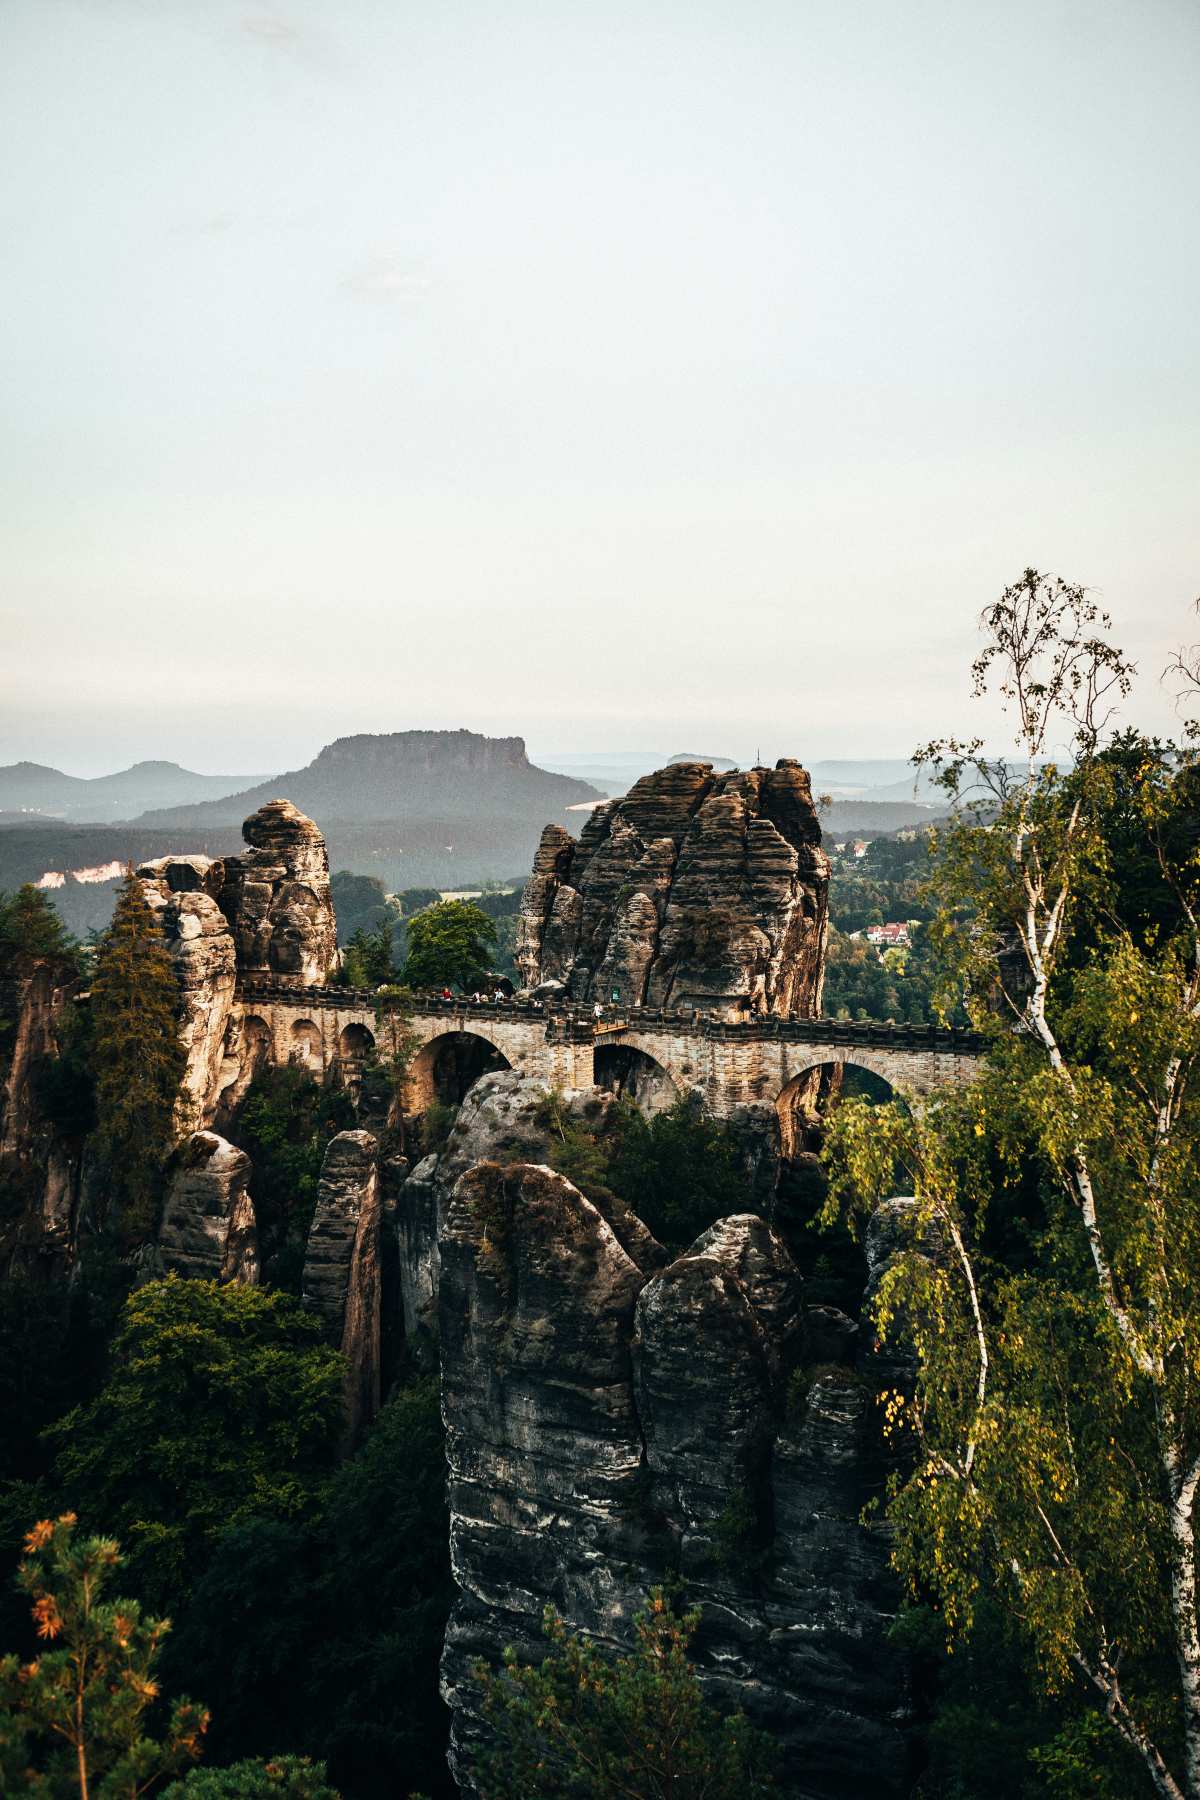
[2,0,1199,777]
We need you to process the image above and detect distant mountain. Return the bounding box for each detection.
[136,731,600,828]
[0,759,269,822]
[128,731,602,892]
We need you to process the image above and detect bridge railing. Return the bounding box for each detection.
[234,976,986,1055]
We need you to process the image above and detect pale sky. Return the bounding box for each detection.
[2,0,1198,776]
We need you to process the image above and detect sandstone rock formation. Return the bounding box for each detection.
[136,800,338,1134]
[217,799,338,987]
[158,1130,258,1284]
[304,1128,382,1449]
[137,855,238,1133]
[396,1070,626,1363]
[438,1170,910,1797]
[439,1160,654,1786]
[516,760,829,1016]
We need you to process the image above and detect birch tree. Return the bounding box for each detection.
[823,570,1200,1798]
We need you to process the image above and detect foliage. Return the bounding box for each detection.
[471,890,520,978]
[234,1069,355,1290]
[892,1601,1141,1799]
[607,1097,750,1251]
[823,571,1200,1799]
[162,1758,338,1800]
[392,888,442,917]
[822,922,947,1025]
[165,1380,452,1800]
[0,886,79,979]
[474,1588,780,1799]
[529,1089,753,1253]
[418,1102,459,1157]
[44,1279,344,1612]
[339,921,398,990]
[0,1513,208,1798]
[401,902,497,993]
[531,1089,614,1198]
[88,874,186,1245]
[825,833,936,936]
[32,1001,97,1142]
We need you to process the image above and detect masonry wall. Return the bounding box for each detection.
[221,984,982,1120]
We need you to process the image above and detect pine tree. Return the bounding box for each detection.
[0,1513,208,1798]
[0,884,78,976]
[89,872,185,1245]
[361,918,396,987]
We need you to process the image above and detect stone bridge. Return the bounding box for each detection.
[232,978,985,1135]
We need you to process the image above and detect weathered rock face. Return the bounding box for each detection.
[396,1070,624,1363]
[439,1161,654,1786]
[137,856,238,1134]
[158,1130,258,1284]
[136,801,337,1132]
[515,760,829,1017]
[218,799,338,987]
[438,1180,912,1797]
[304,1129,382,1449]
[0,956,81,1271]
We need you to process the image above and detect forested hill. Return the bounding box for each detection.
[135,731,601,828]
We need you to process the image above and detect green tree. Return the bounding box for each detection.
[164,1379,452,1800]
[0,1513,208,1798]
[401,902,496,992]
[162,1757,337,1800]
[607,1097,750,1251]
[234,1068,355,1291]
[0,885,78,976]
[474,1588,779,1799]
[88,874,185,1244]
[339,931,372,990]
[45,1280,344,1611]
[824,571,1200,1799]
[361,919,396,987]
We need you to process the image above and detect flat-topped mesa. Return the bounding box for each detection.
[515,759,830,1017]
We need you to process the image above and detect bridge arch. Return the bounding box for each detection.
[288,1018,322,1072]
[338,1021,376,1064]
[593,1042,678,1114]
[775,1056,902,1161]
[240,1014,272,1068]
[404,1029,512,1113]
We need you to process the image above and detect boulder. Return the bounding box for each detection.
[158,1130,258,1284]
[395,1071,636,1359]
